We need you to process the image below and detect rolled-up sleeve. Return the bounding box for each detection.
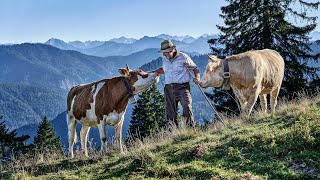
[185,55,197,70]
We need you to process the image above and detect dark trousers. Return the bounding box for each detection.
[164,82,195,128]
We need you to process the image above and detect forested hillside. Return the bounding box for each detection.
[0,44,115,90]
[0,44,160,130]
[0,83,66,129]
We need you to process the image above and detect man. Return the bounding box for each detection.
[153,40,200,128]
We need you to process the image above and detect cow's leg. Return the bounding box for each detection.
[80,125,91,157]
[238,98,247,113]
[259,94,267,113]
[245,89,260,116]
[67,113,77,158]
[270,87,280,115]
[115,113,125,153]
[232,87,247,112]
[98,120,107,155]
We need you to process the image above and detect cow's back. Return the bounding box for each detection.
[228,49,284,90]
[250,49,284,88]
[67,77,130,123]
[67,83,94,118]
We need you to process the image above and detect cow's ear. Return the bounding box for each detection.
[118,68,129,77]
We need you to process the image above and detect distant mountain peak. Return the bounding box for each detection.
[310,31,320,41]
[45,38,78,50]
[202,34,209,37]
[45,38,66,45]
[155,34,198,43]
[109,36,136,44]
[68,40,104,49]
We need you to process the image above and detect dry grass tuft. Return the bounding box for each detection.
[188,144,208,159]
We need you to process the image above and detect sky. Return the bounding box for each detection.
[0,0,319,44]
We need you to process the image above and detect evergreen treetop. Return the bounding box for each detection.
[0,116,30,154]
[33,116,62,151]
[128,85,166,140]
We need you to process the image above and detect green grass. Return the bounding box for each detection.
[1,94,320,179]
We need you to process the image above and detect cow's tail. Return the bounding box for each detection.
[66,112,77,144]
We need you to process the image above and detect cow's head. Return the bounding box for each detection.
[200,55,224,88]
[118,64,160,94]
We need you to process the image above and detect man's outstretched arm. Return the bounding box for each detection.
[153,67,164,75]
[193,68,200,85]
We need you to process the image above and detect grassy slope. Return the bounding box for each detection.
[1,94,320,179]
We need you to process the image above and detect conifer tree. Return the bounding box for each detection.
[33,116,62,151]
[0,116,30,155]
[208,0,320,113]
[128,85,165,140]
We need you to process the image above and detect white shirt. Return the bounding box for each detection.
[162,52,197,84]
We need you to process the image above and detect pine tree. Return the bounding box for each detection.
[208,0,320,113]
[128,85,166,140]
[0,116,30,156]
[33,116,62,152]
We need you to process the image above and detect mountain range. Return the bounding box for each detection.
[44,32,320,57]
[45,34,218,57]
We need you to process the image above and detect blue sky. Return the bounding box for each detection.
[0,0,319,43]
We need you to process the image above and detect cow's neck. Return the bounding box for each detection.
[112,77,134,112]
[122,77,134,97]
[227,60,246,89]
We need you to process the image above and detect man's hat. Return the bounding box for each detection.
[159,39,176,53]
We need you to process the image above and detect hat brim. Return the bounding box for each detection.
[158,45,176,53]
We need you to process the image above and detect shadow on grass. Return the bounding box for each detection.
[97,158,146,179]
[175,165,217,179]
[166,149,193,165]
[36,159,94,176]
[0,158,101,178]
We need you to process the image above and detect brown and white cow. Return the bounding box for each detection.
[200,49,285,116]
[66,64,159,158]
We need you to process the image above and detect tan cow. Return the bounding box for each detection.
[200,49,285,115]
[67,64,159,158]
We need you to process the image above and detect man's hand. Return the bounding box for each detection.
[193,77,200,85]
[153,68,164,75]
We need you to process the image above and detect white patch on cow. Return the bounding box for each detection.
[133,73,158,94]
[78,82,105,125]
[103,110,125,126]
[91,84,96,93]
[78,82,91,87]
[69,95,77,115]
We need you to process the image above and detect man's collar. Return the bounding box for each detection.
[165,50,180,62]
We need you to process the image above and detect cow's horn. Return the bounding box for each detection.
[126,64,130,71]
[207,55,214,61]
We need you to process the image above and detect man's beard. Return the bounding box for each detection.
[167,51,175,60]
